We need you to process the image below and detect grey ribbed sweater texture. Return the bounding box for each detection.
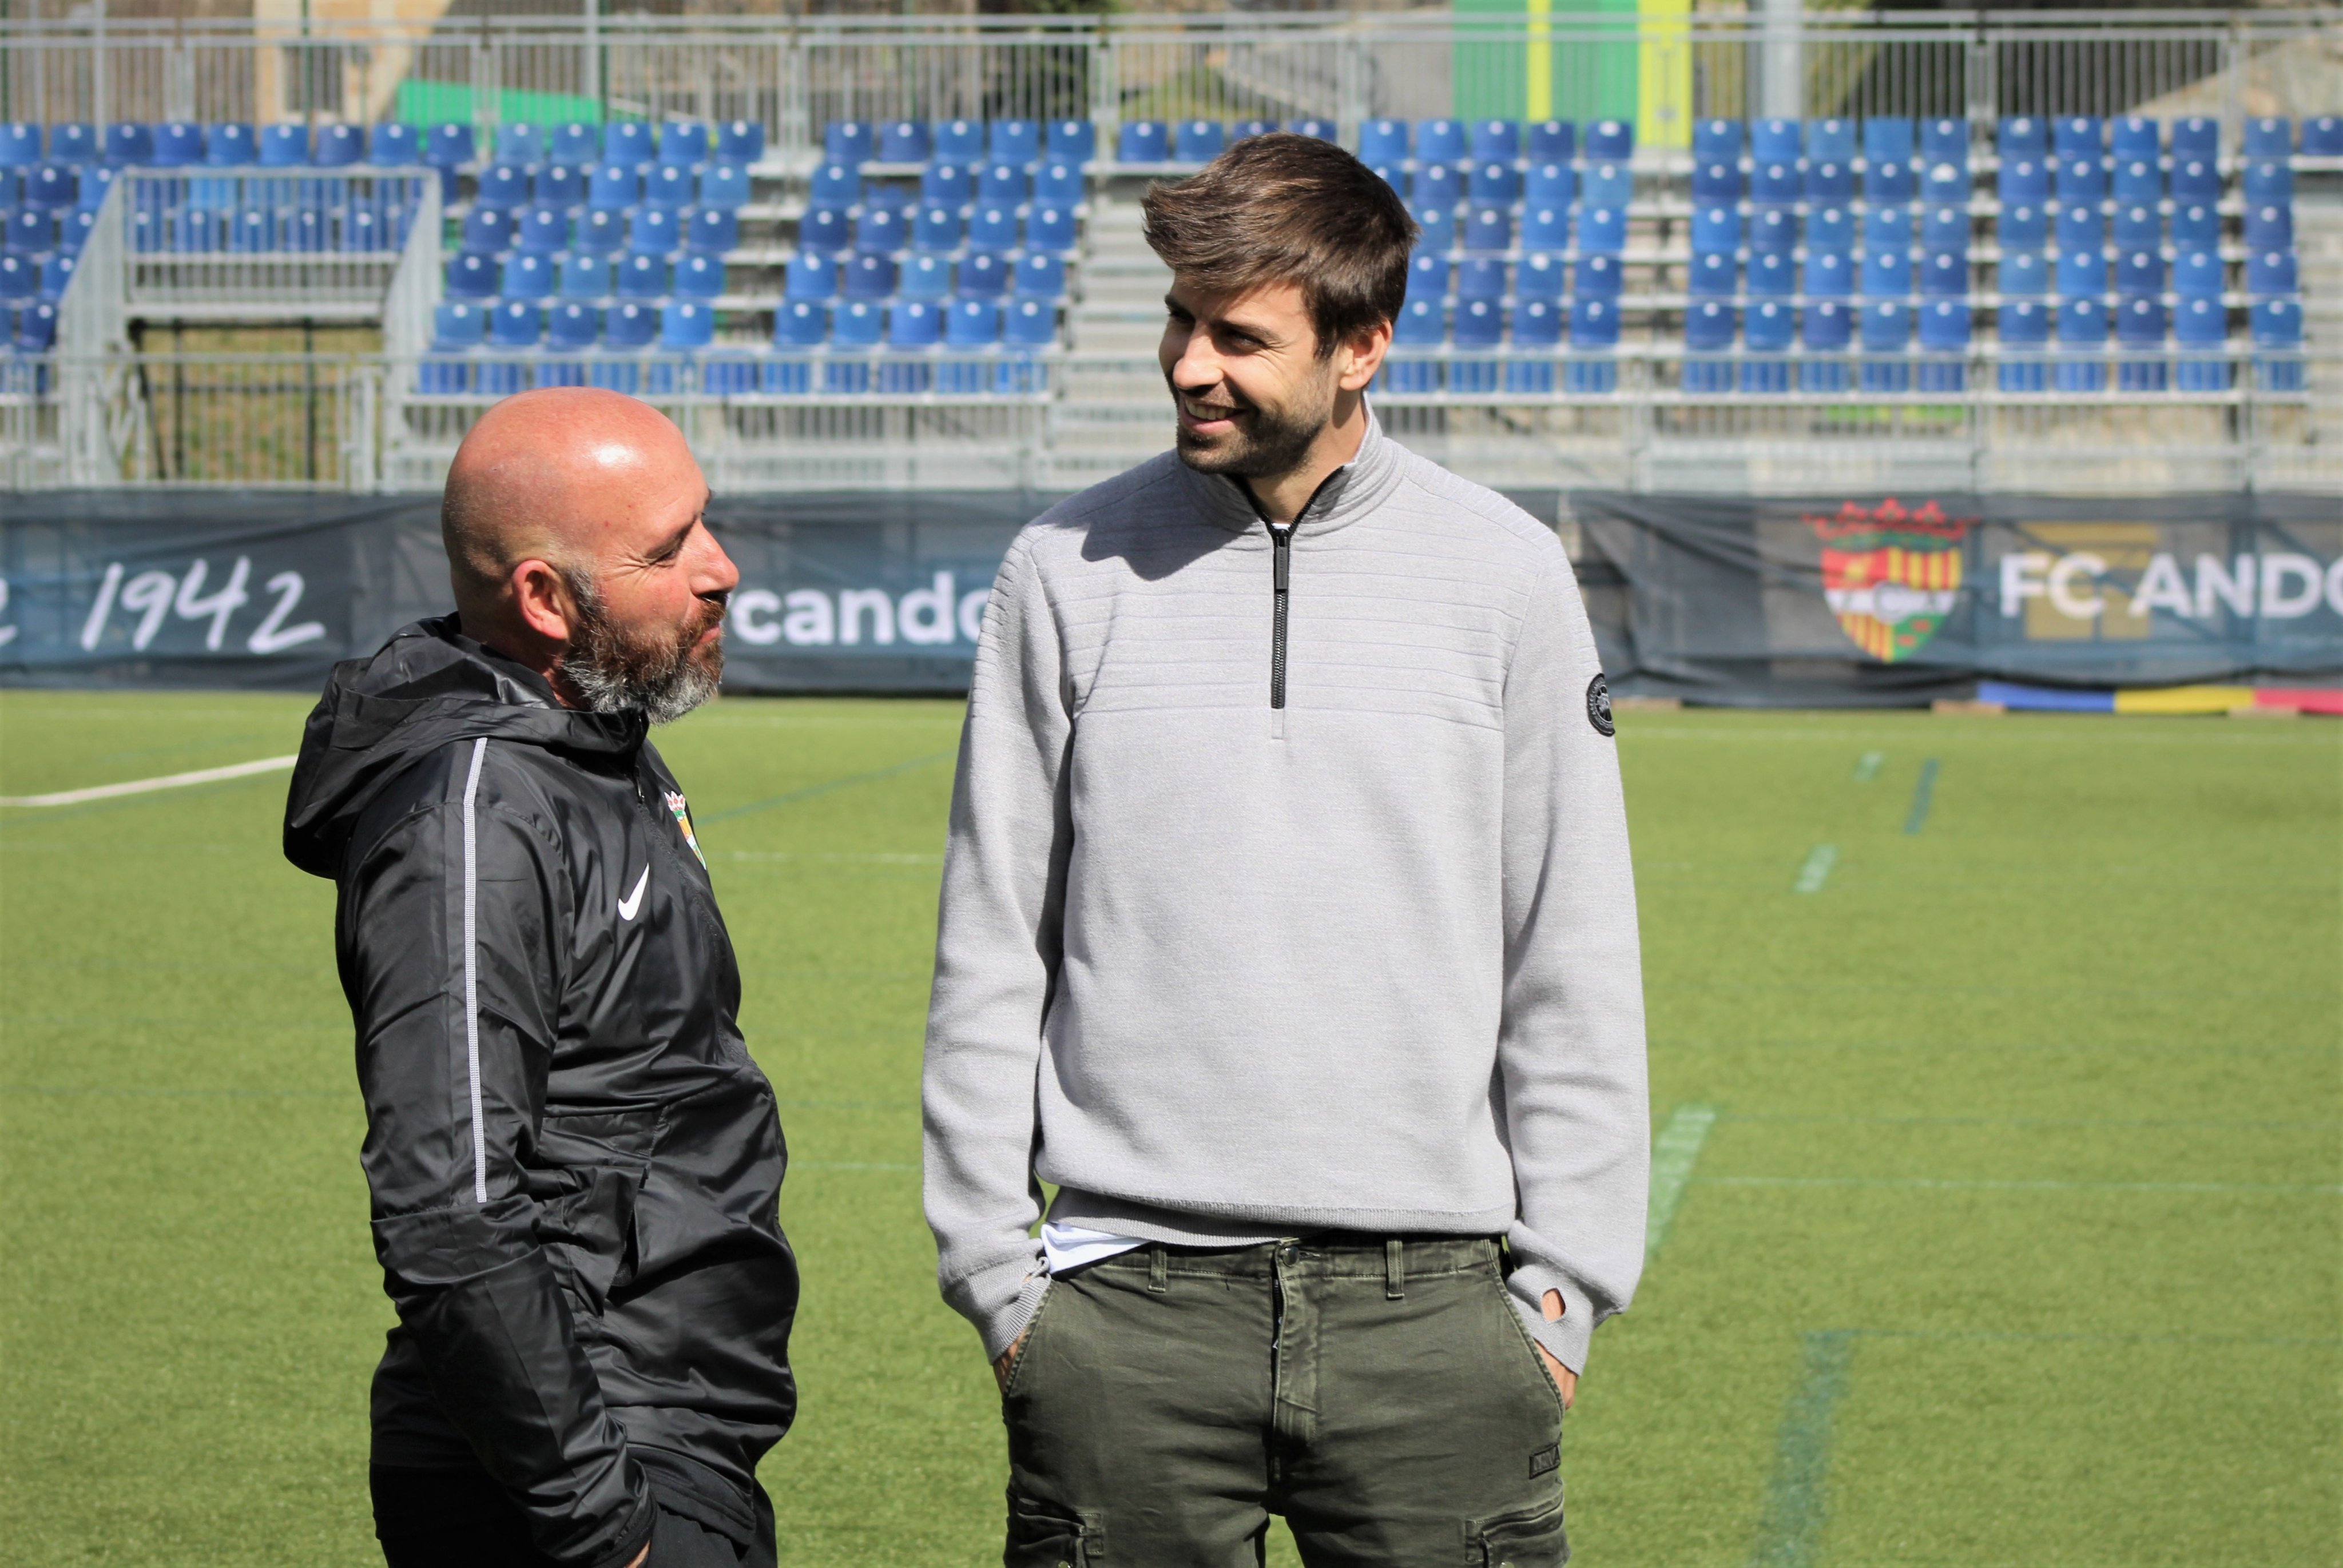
[921,418,1649,1372]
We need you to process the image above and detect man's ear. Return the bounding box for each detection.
[1337,318,1393,392]
[510,558,576,647]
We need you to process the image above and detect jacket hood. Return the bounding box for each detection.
[283,614,646,878]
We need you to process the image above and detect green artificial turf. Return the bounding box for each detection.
[1,693,2336,1567]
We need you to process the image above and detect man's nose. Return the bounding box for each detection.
[696,532,741,596]
[1170,335,1223,392]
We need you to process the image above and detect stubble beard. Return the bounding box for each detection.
[558,568,725,725]
[1170,368,1338,481]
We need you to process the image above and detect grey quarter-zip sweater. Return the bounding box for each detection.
[922,416,1648,1374]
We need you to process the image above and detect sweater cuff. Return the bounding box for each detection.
[1506,1266,1596,1375]
[946,1252,1051,1362]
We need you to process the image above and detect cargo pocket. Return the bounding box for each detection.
[1476,1494,1568,1568]
[1004,1491,1096,1567]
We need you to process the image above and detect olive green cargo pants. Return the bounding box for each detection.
[999,1235,1570,1568]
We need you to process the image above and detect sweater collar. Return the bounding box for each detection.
[1180,408,1404,538]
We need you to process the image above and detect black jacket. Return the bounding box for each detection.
[284,617,796,1568]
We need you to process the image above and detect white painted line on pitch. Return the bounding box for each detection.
[1852,751,1885,782]
[1647,1103,1720,1259]
[1793,843,1838,893]
[1702,1175,2341,1196]
[0,754,299,809]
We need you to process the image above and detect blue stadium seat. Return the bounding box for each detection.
[1015,252,1066,300]
[686,208,738,254]
[1688,250,1734,298]
[1744,298,1794,392]
[1584,119,1633,160]
[1173,120,1225,164]
[1470,119,1519,165]
[1920,204,1968,250]
[2242,161,2293,205]
[574,208,625,254]
[445,251,497,298]
[493,124,545,167]
[2247,249,2299,297]
[856,205,907,254]
[1920,160,1966,205]
[1027,204,1077,253]
[1858,300,1911,391]
[1576,205,1625,254]
[2055,154,2103,205]
[841,251,894,299]
[1806,117,1855,164]
[589,161,638,210]
[785,252,835,301]
[2112,202,2159,250]
[477,162,529,208]
[23,164,77,210]
[1997,156,2047,205]
[900,252,950,301]
[1753,117,1799,162]
[691,161,746,212]
[1516,253,1566,299]
[550,122,599,165]
[717,120,764,166]
[1863,118,1914,165]
[1920,117,1968,168]
[1997,297,2049,391]
[2115,247,2162,296]
[1998,202,2046,249]
[1801,299,1850,390]
[1035,160,1083,206]
[2162,116,2214,161]
[0,252,35,303]
[39,123,90,166]
[1804,249,1852,297]
[1690,204,1739,254]
[2109,115,2158,161]
[658,122,709,169]
[36,252,76,300]
[58,205,97,252]
[2000,250,2047,296]
[227,205,275,253]
[1048,120,1097,165]
[825,121,875,167]
[2252,299,2304,391]
[594,301,656,393]
[605,122,655,166]
[2052,117,2103,160]
[0,123,43,168]
[922,161,972,205]
[1470,160,1519,205]
[1749,250,1794,297]
[152,121,203,168]
[1861,245,1911,296]
[2167,156,2219,205]
[1582,162,1632,208]
[2056,245,2106,297]
[1526,120,1574,161]
[674,253,723,299]
[1682,300,1734,392]
[1286,118,1338,144]
[426,122,474,169]
[205,123,256,166]
[617,252,667,298]
[1751,161,1798,204]
[935,297,1000,392]
[559,252,610,300]
[516,206,566,253]
[1865,204,1912,248]
[980,161,1028,205]
[1384,298,1443,393]
[103,122,154,166]
[1508,297,1562,393]
[1412,203,1456,253]
[2055,296,2107,391]
[810,161,860,207]
[461,206,511,252]
[2305,116,2343,156]
[1359,119,1409,166]
[2174,295,2227,390]
[642,164,692,209]
[2115,293,2167,389]
[1231,118,1276,145]
[2245,204,2293,250]
[968,204,1018,252]
[1806,205,1852,252]
[1526,161,1574,206]
[914,203,962,252]
[1412,162,1462,208]
[1575,252,1621,299]
[1865,157,1915,204]
[1117,121,1169,164]
[1462,206,1510,254]
[1456,257,1507,301]
[2171,201,2219,250]
[340,208,383,253]
[2173,250,2221,298]
[1917,298,1969,389]
[1568,297,1619,393]
[1415,118,1467,164]
[991,119,1041,166]
[502,252,555,300]
[630,206,680,254]
[881,298,941,391]
[2242,117,2292,158]
[960,250,1009,298]
[1450,297,1504,392]
[2055,202,2101,252]
[1919,249,1967,297]
[1406,253,1450,302]
[929,118,980,164]
[167,209,217,250]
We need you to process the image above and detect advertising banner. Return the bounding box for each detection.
[4,488,2336,703]
[1572,491,2343,705]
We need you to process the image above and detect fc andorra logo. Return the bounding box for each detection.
[1805,498,1975,662]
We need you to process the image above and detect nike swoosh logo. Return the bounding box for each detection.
[617,866,649,921]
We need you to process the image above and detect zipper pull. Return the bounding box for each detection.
[1270,523,1292,590]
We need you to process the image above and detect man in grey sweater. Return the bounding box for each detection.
[923,133,1648,1567]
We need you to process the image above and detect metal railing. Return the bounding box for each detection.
[5,346,2330,495]
[1,11,2334,156]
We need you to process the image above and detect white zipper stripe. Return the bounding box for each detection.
[460,737,489,1205]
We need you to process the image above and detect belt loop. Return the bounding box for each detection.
[1385,1238,1404,1300]
[1147,1244,1169,1295]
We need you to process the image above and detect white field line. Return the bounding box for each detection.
[0,754,299,808]
[1793,843,1838,893]
[1647,1104,1720,1259]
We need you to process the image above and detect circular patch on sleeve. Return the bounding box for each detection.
[1585,673,1615,737]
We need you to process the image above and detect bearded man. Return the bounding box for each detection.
[284,389,795,1568]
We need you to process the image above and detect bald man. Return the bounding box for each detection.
[284,391,795,1568]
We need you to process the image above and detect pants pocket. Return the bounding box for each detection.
[1004,1490,1095,1567]
[1475,1494,1569,1568]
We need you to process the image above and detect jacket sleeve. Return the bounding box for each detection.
[922,534,1070,1359]
[344,747,655,1568]
[1496,554,1652,1374]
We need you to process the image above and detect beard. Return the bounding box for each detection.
[1169,366,1338,480]
[557,569,725,725]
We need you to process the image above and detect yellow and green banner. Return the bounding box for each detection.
[1453,0,1690,150]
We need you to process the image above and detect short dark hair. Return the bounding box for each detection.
[1142,132,1418,357]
